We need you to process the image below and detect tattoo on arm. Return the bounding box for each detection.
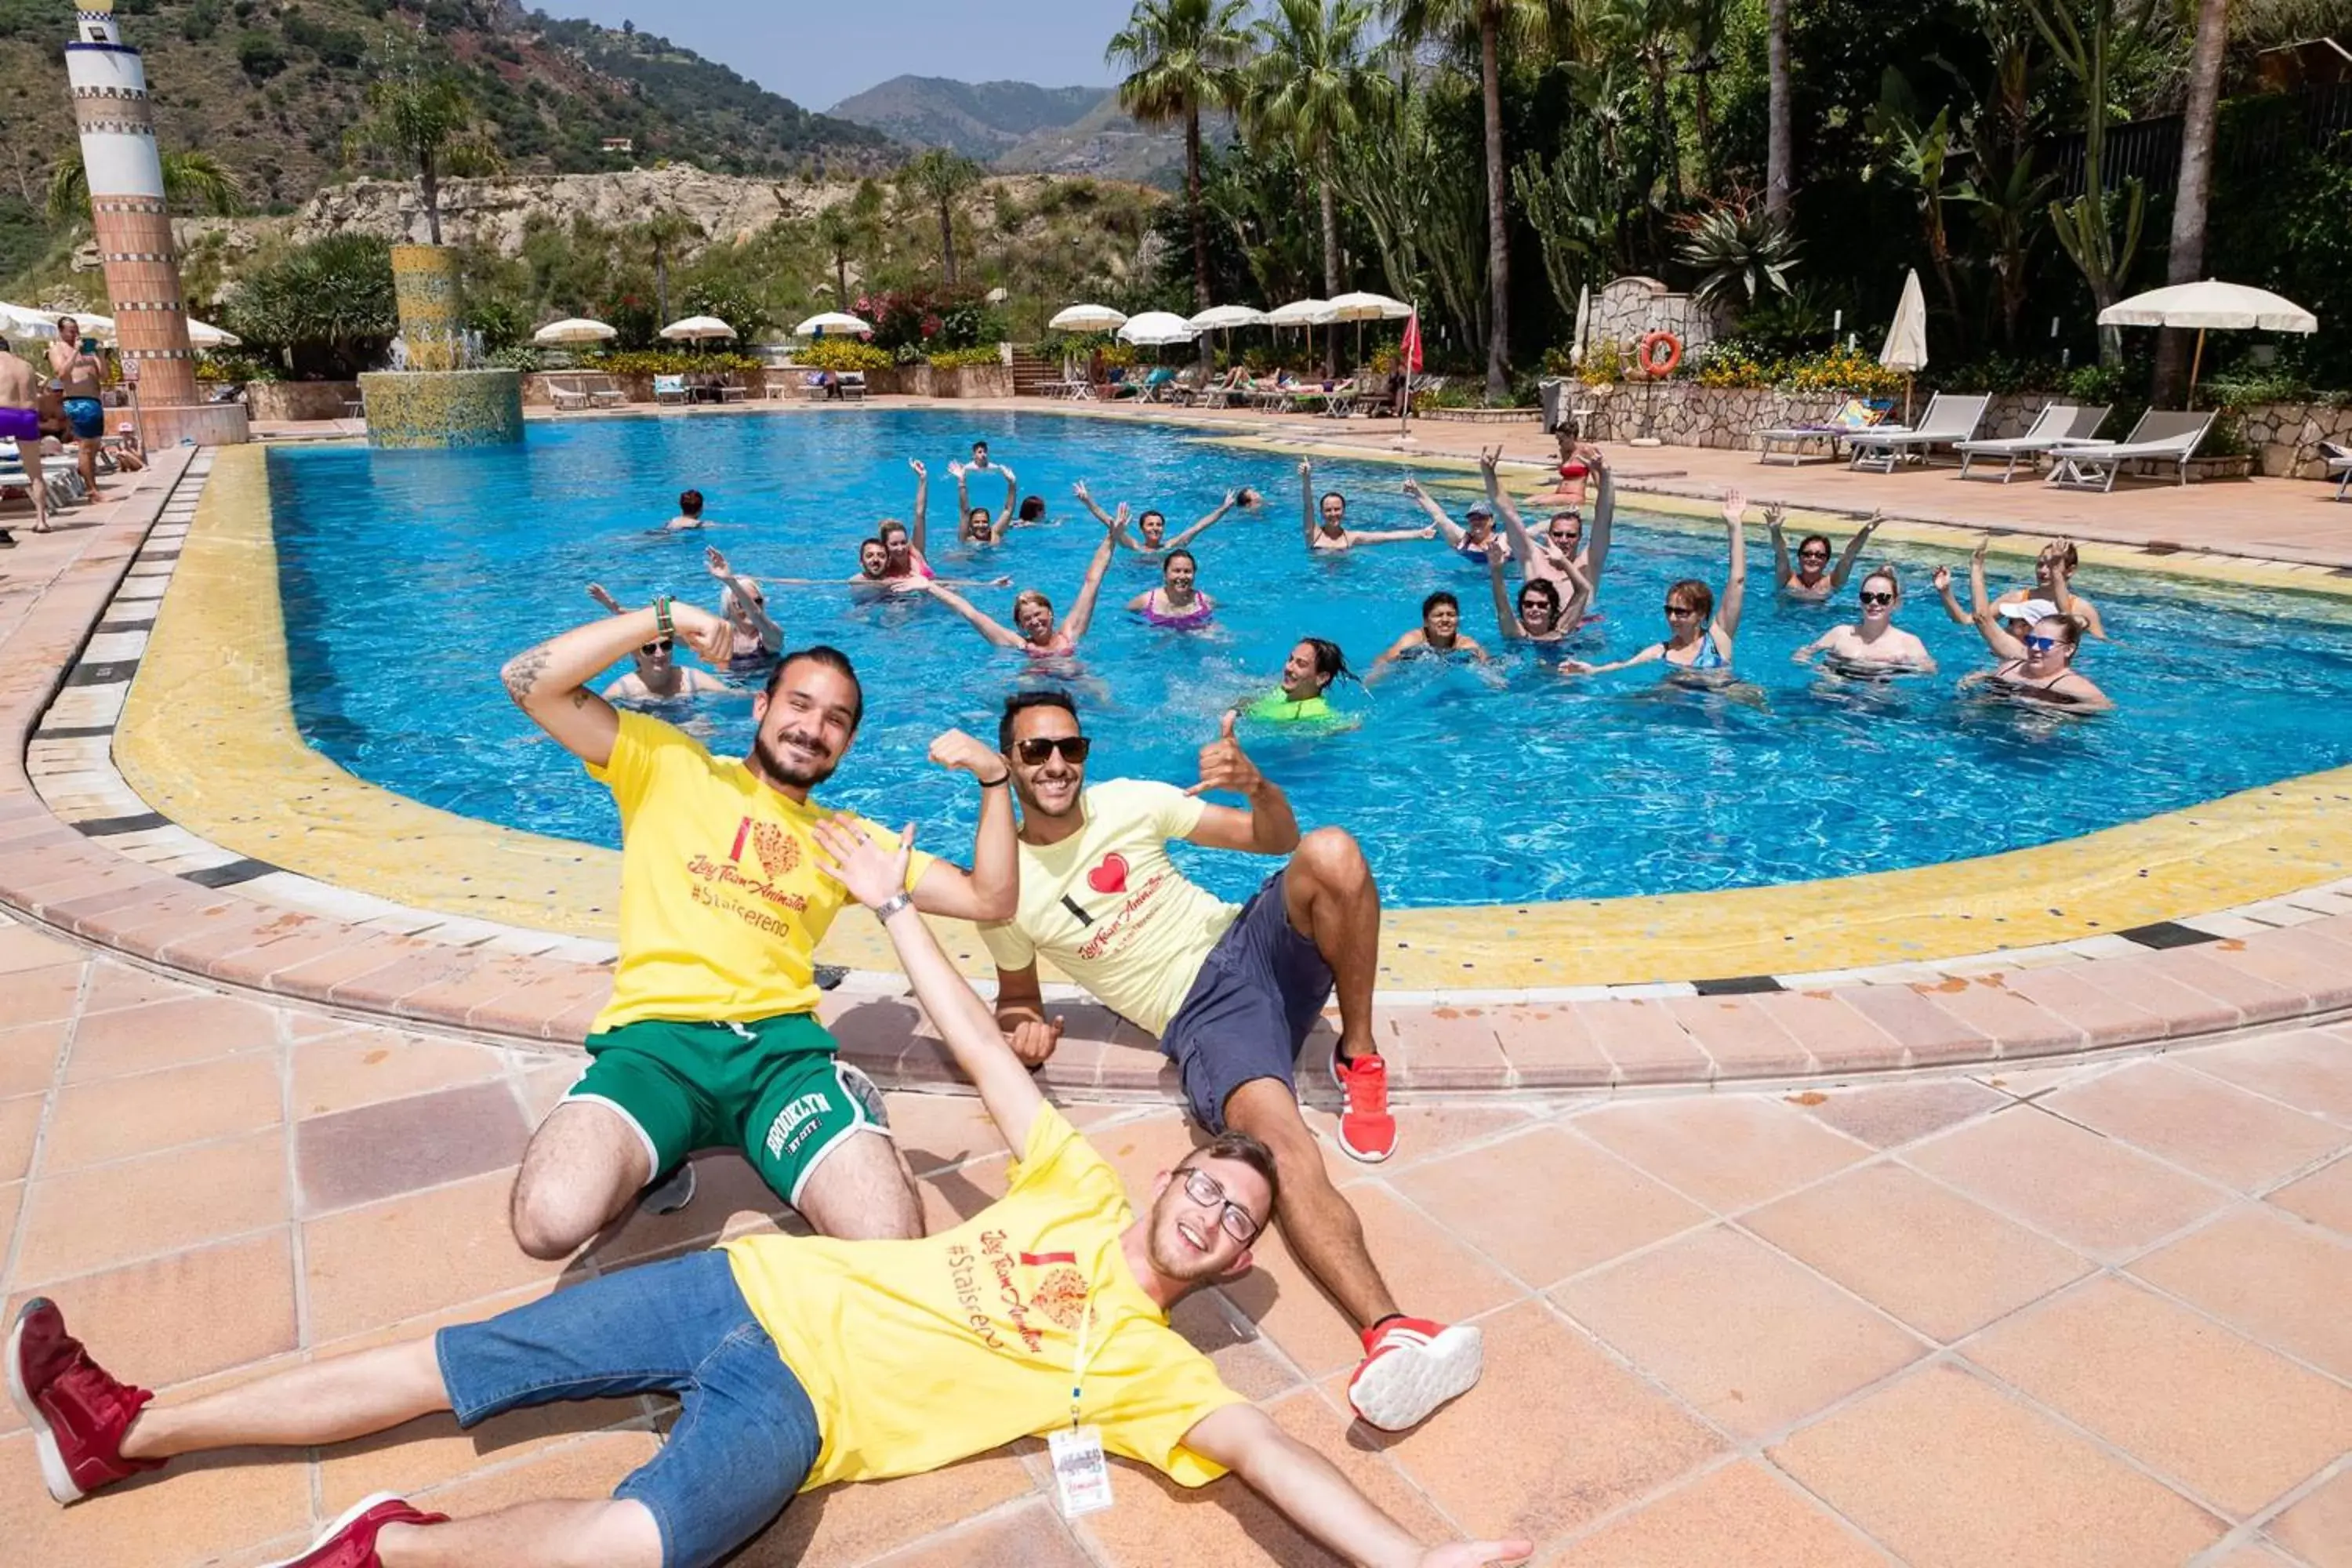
[501,644,553,706]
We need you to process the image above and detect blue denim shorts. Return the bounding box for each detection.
[1160,869,1334,1131]
[436,1250,820,1568]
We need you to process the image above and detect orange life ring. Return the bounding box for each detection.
[1637,330,1683,378]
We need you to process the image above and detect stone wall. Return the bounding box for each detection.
[2238,401,2352,477]
[246,382,358,422]
[1584,277,1733,359]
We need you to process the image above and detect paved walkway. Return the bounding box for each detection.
[3,920,2350,1566]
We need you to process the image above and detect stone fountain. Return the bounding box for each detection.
[358,245,523,448]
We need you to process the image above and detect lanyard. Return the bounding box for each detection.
[1067,1291,1103,1430]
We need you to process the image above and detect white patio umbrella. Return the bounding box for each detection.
[1189,303,1266,330]
[1116,310,1199,347]
[1879,269,1929,423]
[1263,298,1334,327]
[533,317,619,345]
[0,303,56,339]
[658,314,735,342]
[793,310,872,337]
[1325,291,1412,370]
[1049,303,1128,332]
[185,318,240,349]
[2098,279,2318,406]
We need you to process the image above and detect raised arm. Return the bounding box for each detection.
[1829,512,1882,588]
[1486,550,1521,641]
[1166,490,1238,550]
[1490,448,1537,568]
[1298,459,1318,549]
[907,729,1018,922]
[951,460,974,527]
[1058,530,1121,646]
[811,819,1046,1154]
[500,597,731,764]
[993,468,1019,540]
[586,582,626,616]
[1401,477,1465,546]
[1932,563,1972,625]
[1968,539,2026,659]
[1352,524,1440,546]
[1581,443,1615,590]
[1181,712,1300,854]
[909,459,930,556]
[1767,506,1795,588]
[1184,1405,1530,1568]
[1715,490,1750,643]
[706,546,782,652]
[920,580,1025,649]
[1073,480,1142,550]
[2045,539,2104,637]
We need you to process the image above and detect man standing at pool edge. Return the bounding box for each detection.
[982,690,1484,1432]
[499,594,1017,1257]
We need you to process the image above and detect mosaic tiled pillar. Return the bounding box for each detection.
[64,0,245,445]
[390,245,463,372]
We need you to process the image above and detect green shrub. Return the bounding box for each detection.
[236,31,288,79]
[797,338,892,372]
[928,345,1000,370]
[220,233,396,378]
[589,349,760,374]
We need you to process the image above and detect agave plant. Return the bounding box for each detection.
[1673,198,1801,308]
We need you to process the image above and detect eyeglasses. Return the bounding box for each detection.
[1180,1166,1261,1243]
[1799,550,1831,561]
[1858,591,1894,607]
[1663,603,1699,618]
[639,638,673,656]
[1014,735,1092,765]
[2024,635,2060,652]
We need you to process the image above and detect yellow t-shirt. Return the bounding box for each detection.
[587,711,936,1031]
[976,779,1240,1036]
[724,1105,1247,1490]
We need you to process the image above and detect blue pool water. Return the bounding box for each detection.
[271,409,2352,909]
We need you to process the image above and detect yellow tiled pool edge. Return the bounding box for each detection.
[112,441,2352,988]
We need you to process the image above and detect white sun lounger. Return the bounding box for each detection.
[2320,440,2352,501]
[1844,394,1992,473]
[1954,403,2111,483]
[2045,409,2216,492]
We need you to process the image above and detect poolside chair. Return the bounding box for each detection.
[1134,367,1178,403]
[653,374,688,406]
[546,374,590,412]
[2045,409,2217,492]
[583,374,628,408]
[715,373,750,404]
[1756,398,1892,464]
[1954,404,2112,482]
[1844,394,1993,473]
[837,372,867,403]
[2320,440,2352,501]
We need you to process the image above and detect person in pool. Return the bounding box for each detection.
[1079,481,1253,557]
[1993,539,2110,641]
[1127,546,1215,629]
[921,523,1120,660]
[1485,546,1588,650]
[1560,488,1749,680]
[705,546,784,672]
[1367,590,1489,681]
[877,460,937,583]
[1948,539,2114,711]
[950,460,1019,544]
[1769,506,1881,601]
[665,488,708,532]
[586,583,736,702]
[1244,637,1359,724]
[1400,471,1502,564]
[1791,567,1936,674]
[1298,459,1435,553]
[967,437,993,471]
[1493,443,1613,620]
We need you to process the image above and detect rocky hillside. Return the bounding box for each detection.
[828,73,1201,188]
[0,0,895,214]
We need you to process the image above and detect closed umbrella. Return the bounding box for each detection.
[1879,269,1929,424]
[1049,303,1128,332]
[793,311,872,338]
[2098,279,2318,406]
[533,318,619,345]
[659,314,735,343]
[1571,284,1591,367]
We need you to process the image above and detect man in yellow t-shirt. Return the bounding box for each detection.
[495,595,1016,1261]
[13,823,1533,1568]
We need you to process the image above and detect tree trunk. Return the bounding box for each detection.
[2154,0,2230,405]
[1650,57,1680,204]
[419,152,441,246]
[1766,0,1792,222]
[1693,74,1715,197]
[655,245,670,325]
[938,198,959,287]
[1479,14,1511,403]
[1319,170,1341,379]
[1188,107,1211,368]
[834,253,851,307]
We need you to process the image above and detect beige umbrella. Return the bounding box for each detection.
[1879,269,1929,424]
[1049,303,1127,332]
[659,314,735,342]
[532,317,619,345]
[2098,280,2318,407]
[186,318,240,349]
[794,311,872,336]
[1325,291,1411,369]
[1116,311,1199,347]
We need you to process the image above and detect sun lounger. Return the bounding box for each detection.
[716,375,749,404]
[1845,394,1993,472]
[546,374,590,412]
[653,375,688,406]
[2045,409,2217,492]
[1756,398,1893,464]
[2321,440,2352,501]
[1955,404,2112,482]
[838,372,867,403]
[581,373,627,408]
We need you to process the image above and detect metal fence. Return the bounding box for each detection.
[2049,82,2352,197]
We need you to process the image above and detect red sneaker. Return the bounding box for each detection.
[1334,1051,1396,1163]
[1346,1317,1484,1432]
[8,1298,162,1503]
[259,1492,448,1568]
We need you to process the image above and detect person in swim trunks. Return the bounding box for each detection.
[498,601,1016,1258]
[980,689,1486,1432]
[1492,442,1614,622]
[48,319,105,496]
[9,846,1531,1568]
[1078,481,1250,557]
[0,338,51,533]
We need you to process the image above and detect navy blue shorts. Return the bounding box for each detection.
[436,1250,819,1568]
[1161,869,1334,1132]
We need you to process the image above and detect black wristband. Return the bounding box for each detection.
[977,771,1012,788]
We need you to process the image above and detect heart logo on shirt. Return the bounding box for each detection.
[1029,1265,1090,1330]
[1086,853,1128,895]
[752,822,800,880]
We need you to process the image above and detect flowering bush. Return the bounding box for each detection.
[928,345,1002,370]
[589,350,762,375]
[1777,345,1905,397]
[797,339,893,372]
[1691,343,1770,388]
[1576,339,1625,387]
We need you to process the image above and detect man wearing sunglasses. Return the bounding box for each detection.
[978,690,1485,1432]
[496,597,1017,1263]
[10,818,1529,1568]
[586,583,734,703]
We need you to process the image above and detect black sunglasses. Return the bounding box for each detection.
[639,638,673,656]
[1663,602,1699,617]
[1014,735,1092,765]
[1858,590,1894,607]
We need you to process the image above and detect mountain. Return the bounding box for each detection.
[0,0,896,216]
[829,74,1199,187]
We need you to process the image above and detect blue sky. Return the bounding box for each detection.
[547,1,1139,111]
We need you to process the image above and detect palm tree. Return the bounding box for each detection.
[45,148,242,225]
[1109,0,1255,336]
[2154,0,2230,401]
[1385,0,1559,401]
[637,208,704,325]
[1249,0,1392,375]
[345,51,501,246]
[1766,0,1792,221]
[815,205,861,307]
[898,149,983,286]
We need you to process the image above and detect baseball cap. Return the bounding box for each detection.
[1465,499,1494,518]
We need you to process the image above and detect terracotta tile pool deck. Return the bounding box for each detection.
[0,423,2347,1563]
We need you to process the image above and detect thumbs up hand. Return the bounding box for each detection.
[1186,710,1262,798]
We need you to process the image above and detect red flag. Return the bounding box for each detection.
[1400,309,1424,373]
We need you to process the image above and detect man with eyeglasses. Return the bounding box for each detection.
[979,689,1485,1433]
[9,818,1530,1568]
[493,594,1015,1263]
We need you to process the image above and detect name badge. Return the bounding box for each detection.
[1049,1425,1114,1518]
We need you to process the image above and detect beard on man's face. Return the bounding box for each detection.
[753,725,839,788]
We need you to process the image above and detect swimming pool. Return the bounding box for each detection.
[270,409,2352,910]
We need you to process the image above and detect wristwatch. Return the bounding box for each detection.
[870,891,914,921]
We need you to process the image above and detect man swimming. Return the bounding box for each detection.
[665,488,708,531]
[1493,443,1613,620]
[1367,590,1489,681]
[1077,481,1251,557]
[586,583,736,702]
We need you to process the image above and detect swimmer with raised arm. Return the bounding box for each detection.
[923,515,1120,660]
[1299,459,1434,553]
[949,460,1018,545]
[704,546,784,673]
[1486,544,1587,650]
[1948,539,2114,711]
[877,460,936,583]
[1367,590,1488,681]
[1770,506,1881,601]
[585,583,735,702]
[1791,567,1936,674]
[1984,539,2110,641]
[1127,546,1216,629]
[1560,488,1748,679]
[1401,467,1504,564]
[1494,441,1613,620]
[1079,481,1252,556]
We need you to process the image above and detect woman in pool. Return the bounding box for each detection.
[920,524,1120,660]
[877,460,937,582]
[1561,489,1749,680]
[1126,546,1215,629]
[1242,637,1359,724]
[1076,481,1253,556]
[950,460,1019,544]
[1367,590,1489,681]
[1485,546,1589,651]
[1402,470,1503,564]
[1494,442,1613,621]
[1770,506,1882,601]
[1298,458,1435,553]
[1791,567,1936,674]
[1993,539,2110,641]
[1947,541,2114,711]
[703,546,783,672]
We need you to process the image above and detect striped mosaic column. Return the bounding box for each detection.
[64,0,245,445]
